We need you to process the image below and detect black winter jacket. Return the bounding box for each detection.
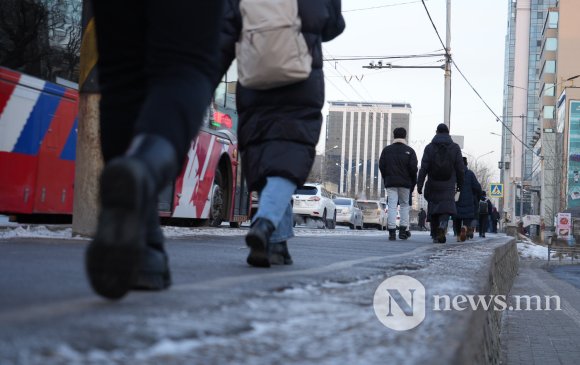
[378,140,418,189]
[217,0,345,191]
[417,133,464,216]
[455,166,482,219]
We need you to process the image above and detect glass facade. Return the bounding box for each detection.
[0,0,82,84]
[502,0,557,216]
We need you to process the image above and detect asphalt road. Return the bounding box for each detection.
[0,227,441,365]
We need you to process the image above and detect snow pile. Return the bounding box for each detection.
[0,225,81,240]
[517,237,549,260]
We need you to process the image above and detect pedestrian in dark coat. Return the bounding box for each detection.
[453,157,482,241]
[417,124,464,243]
[217,0,345,267]
[378,127,418,240]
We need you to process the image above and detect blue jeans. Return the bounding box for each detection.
[253,177,297,243]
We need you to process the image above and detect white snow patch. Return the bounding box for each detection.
[0,223,413,241]
[517,240,549,260]
[0,226,85,240]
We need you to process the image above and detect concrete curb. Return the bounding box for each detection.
[452,238,519,365]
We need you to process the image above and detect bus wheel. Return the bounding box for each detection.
[209,169,225,227]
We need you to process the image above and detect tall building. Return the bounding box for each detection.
[500,0,558,223]
[538,0,580,223]
[324,101,412,200]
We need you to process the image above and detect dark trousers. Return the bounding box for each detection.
[491,220,498,233]
[432,214,449,234]
[478,215,489,237]
[93,0,224,163]
[453,218,471,235]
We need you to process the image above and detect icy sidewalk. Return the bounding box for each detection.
[5,236,516,365]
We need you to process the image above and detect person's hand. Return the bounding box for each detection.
[417,187,423,195]
[456,186,461,192]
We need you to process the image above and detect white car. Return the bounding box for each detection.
[333,197,363,230]
[292,183,336,229]
[358,200,387,230]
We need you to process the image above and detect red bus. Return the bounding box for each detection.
[0,65,250,226]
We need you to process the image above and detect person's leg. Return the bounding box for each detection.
[269,203,294,265]
[482,215,488,237]
[386,188,398,240]
[398,187,410,239]
[247,177,297,267]
[87,0,225,300]
[437,214,449,243]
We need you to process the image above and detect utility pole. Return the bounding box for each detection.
[443,0,452,129]
[72,0,102,237]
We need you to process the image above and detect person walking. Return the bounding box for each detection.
[478,191,492,237]
[491,207,500,233]
[418,208,427,231]
[378,127,418,240]
[86,0,226,300]
[453,157,482,242]
[417,123,464,244]
[216,0,345,266]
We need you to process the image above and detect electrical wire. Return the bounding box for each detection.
[420,0,449,58]
[323,53,445,61]
[344,0,426,13]
[451,59,534,153]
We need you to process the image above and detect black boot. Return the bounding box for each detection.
[246,218,275,267]
[133,204,172,290]
[270,241,293,265]
[398,226,408,240]
[86,135,178,300]
[388,229,397,241]
[437,217,448,244]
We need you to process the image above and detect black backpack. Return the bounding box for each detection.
[430,144,453,181]
[479,200,488,215]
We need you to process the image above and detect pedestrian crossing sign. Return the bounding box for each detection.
[490,183,503,198]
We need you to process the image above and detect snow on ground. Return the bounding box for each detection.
[517,240,549,260]
[0,223,394,240]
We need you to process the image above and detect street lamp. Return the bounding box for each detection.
[319,145,338,184]
[336,162,362,196]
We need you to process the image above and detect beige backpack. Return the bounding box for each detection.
[236,0,312,90]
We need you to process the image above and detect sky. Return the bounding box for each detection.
[318,0,507,181]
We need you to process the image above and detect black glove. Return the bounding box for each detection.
[417,187,423,195]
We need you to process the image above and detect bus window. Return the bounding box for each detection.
[212,62,238,132]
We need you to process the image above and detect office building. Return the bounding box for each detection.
[325,101,412,200]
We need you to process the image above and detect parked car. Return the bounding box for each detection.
[333,197,363,230]
[292,183,336,229]
[358,200,387,230]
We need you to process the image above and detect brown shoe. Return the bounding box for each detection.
[459,226,467,242]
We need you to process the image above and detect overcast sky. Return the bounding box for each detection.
[319,0,507,180]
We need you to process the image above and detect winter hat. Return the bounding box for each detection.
[436,123,449,134]
[393,127,407,139]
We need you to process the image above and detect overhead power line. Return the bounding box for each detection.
[451,60,534,153]
[420,0,449,58]
[323,53,446,62]
[343,0,426,13]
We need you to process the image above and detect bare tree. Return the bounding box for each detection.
[471,160,494,194]
[0,0,81,83]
